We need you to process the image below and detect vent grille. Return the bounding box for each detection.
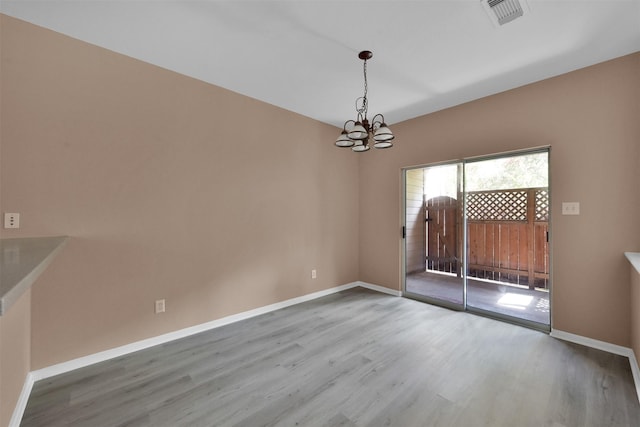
[487,0,524,25]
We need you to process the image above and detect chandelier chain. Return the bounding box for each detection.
[355,59,369,117]
[363,59,368,107]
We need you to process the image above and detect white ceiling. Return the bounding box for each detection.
[2,1,639,128]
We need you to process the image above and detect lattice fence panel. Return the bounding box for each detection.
[467,190,528,221]
[535,189,549,221]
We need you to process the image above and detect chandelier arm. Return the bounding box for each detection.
[371,113,386,129]
[342,119,356,131]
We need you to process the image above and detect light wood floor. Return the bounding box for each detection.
[21,288,639,427]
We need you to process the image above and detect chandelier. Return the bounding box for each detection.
[335,50,394,152]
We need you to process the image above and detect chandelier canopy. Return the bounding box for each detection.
[335,50,394,152]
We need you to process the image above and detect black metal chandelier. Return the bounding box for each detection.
[335,50,394,152]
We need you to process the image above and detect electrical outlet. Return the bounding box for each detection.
[4,213,20,228]
[562,202,580,215]
[155,299,165,314]
[311,269,317,279]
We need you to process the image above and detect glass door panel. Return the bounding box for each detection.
[404,163,464,308]
[464,151,550,327]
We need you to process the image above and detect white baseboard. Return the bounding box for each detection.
[8,281,368,424]
[34,285,633,426]
[13,280,402,426]
[9,373,34,427]
[551,329,640,403]
[30,281,365,382]
[550,329,633,357]
[357,281,402,297]
[629,352,640,404]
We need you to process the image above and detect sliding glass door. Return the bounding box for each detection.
[403,149,550,330]
[404,163,464,309]
[464,152,550,327]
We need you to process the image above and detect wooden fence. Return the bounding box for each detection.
[467,187,549,289]
[425,195,459,274]
[425,187,549,290]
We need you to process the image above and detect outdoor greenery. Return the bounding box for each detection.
[465,152,548,192]
[423,152,548,199]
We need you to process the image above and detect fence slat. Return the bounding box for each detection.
[426,187,549,289]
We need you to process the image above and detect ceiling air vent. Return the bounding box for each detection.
[483,0,525,26]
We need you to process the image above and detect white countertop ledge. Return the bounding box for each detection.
[625,252,640,275]
[0,236,68,316]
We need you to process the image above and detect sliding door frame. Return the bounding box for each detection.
[401,146,552,332]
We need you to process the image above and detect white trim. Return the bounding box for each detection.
[9,372,34,427]
[550,329,633,357]
[11,283,377,424]
[30,282,363,381]
[357,281,402,297]
[13,282,371,423]
[629,352,640,404]
[12,281,397,424]
[551,329,640,403]
[15,290,639,421]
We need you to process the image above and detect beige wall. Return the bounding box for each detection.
[0,14,360,369]
[0,290,31,427]
[359,52,640,346]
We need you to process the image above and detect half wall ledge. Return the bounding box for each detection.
[0,236,68,316]
[626,252,640,274]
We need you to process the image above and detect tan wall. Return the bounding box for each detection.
[0,290,31,427]
[359,52,640,346]
[0,15,360,369]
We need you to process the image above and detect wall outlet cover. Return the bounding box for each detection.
[4,213,20,228]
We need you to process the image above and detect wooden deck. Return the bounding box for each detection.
[406,271,549,325]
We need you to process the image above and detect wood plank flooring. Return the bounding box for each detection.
[21,288,640,426]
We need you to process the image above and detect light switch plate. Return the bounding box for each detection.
[562,202,580,215]
[155,299,165,314]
